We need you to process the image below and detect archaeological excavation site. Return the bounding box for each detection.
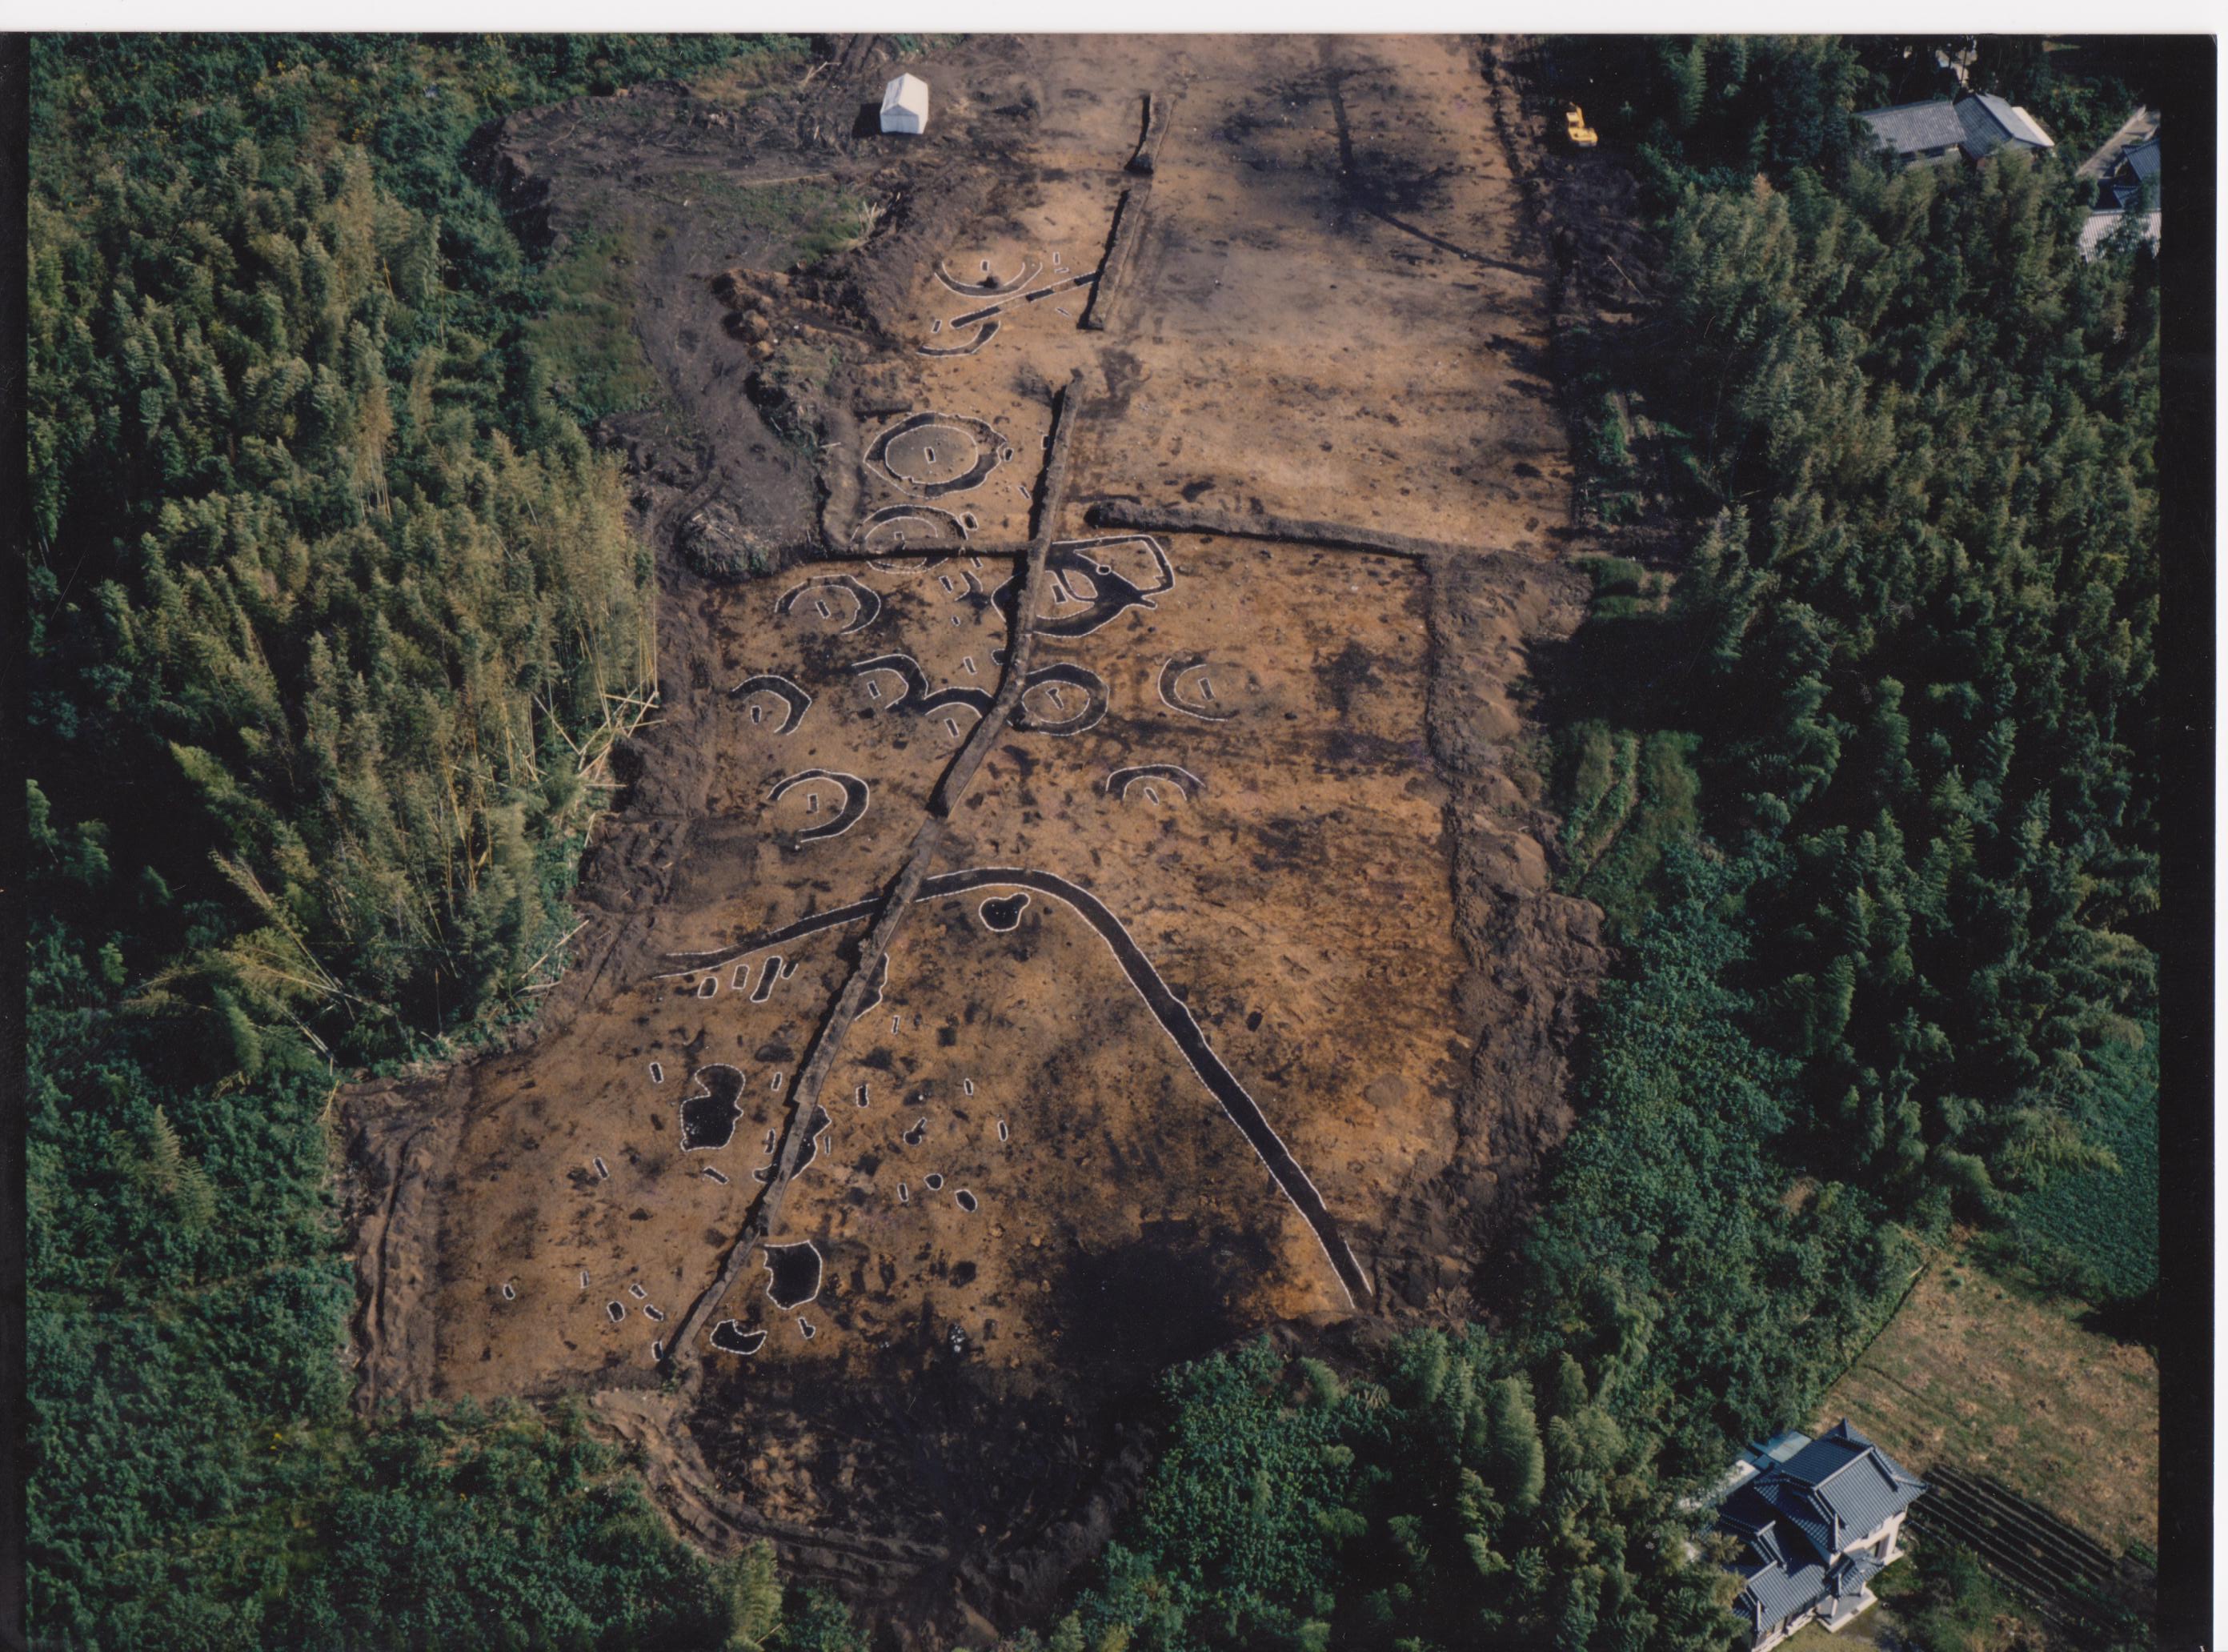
[342,31,1627,1642]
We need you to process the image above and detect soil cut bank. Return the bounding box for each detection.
[343,34,1604,1644]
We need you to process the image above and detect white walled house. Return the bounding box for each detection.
[1711,1420,1928,1650]
[880,74,931,135]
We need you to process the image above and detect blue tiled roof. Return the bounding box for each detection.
[1831,1550,1884,1601]
[1737,1554,1827,1631]
[1956,92,2054,155]
[1713,1421,1925,1637]
[2105,137,2162,213]
[1857,98,1969,157]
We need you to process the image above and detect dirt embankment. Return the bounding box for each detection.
[341,34,1615,1646]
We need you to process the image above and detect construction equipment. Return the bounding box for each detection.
[1564,104,1599,149]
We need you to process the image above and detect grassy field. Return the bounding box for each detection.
[1819,1236,2158,1558]
[2015,1028,2159,1301]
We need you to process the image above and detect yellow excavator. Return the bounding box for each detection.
[1564,104,1599,149]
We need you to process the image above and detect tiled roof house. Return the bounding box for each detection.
[1712,1421,1928,1650]
[1857,90,2057,165]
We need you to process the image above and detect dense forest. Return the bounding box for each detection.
[26,34,869,1650]
[26,32,2160,1652]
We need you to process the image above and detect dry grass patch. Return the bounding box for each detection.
[1820,1233,2158,1557]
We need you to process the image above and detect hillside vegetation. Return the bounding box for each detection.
[26,34,861,1650]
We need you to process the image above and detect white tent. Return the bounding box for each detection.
[880,74,931,135]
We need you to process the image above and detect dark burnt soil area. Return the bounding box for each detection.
[691,1217,1277,1626]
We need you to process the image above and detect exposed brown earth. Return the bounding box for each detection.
[343,34,1605,1644]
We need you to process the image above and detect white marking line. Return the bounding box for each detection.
[771,1073,784,1092]
[944,717,961,739]
[697,977,718,998]
[1156,660,1235,724]
[1144,784,1161,804]
[646,1305,666,1322]
[764,768,871,842]
[593,1157,611,1180]
[868,680,884,700]
[1112,764,1206,802]
[607,1301,627,1322]
[580,1271,591,1288]
[891,1016,901,1033]
[732,964,750,989]
[963,1078,975,1097]
[501,1282,516,1300]
[962,656,977,675]
[799,1319,816,1339]
[856,1084,871,1108]
[751,704,763,724]
[705,1166,730,1185]
[762,1241,824,1309]
[997,1119,1009,1141]
[648,1061,664,1083]
[929,876,1359,1309]
[651,1339,664,1360]
[628,1284,647,1299]
[898,1182,909,1203]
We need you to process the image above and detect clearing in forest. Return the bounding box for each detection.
[347,34,1601,1634]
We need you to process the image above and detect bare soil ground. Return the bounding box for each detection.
[344,34,1605,1643]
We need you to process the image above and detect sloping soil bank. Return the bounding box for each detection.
[340,34,1605,1646]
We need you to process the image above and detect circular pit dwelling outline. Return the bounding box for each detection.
[775,574,883,636]
[866,411,1011,499]
[765,769,871,845]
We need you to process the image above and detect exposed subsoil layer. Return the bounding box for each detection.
[343,34,1603,1646]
